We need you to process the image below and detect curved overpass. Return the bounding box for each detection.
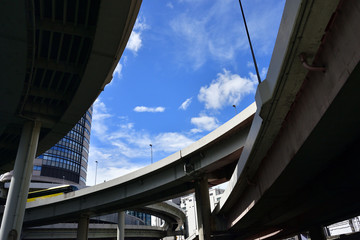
[20,104,254,227]
[22,201,186,239]
[0,0,141,173]
[2,0,359,239]
[213,0,360,239]
[23,224,173,240]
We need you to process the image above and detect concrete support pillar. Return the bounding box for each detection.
[77,215,89,240]
[349,219,355,232]
[195,176,211,240]
[0,121,41,240]
[117,211,125,240]
[309,227,326,240]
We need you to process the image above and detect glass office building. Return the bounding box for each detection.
[34,107,92,185]
[126,210,152,226]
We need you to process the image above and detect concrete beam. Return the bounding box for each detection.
[36,20,95,38]
[22,223,167,239]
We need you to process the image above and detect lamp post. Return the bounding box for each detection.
[95,160,98,185]
[232,104,237,114]
[149,144,153,164]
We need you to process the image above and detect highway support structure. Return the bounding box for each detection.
[76,213,125,240]
[0,121,41,240]
[77,215,90,240]
[117,211,125,240]
[195,177,212,240]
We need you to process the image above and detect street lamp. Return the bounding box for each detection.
[95,160,98,185]
[232,104,237,114]
[149,144,153,164]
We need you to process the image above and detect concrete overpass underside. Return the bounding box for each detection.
[0,1,142,238]
[214,0,360,239]
[0,0,141,173]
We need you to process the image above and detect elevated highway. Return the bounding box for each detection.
[20,103,254,228]
[22,201,186,239]
[23,224,170,240]
[1,0,359,239]
[214,0,360,239]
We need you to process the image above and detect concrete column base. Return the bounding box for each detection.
[77,215,89,240]
[195,177,211,240]
[117,211,125,240]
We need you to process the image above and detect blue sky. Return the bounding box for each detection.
[86,0,285,185]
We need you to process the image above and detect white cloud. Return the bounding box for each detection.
[134,106,165,113]
[126,16,149,54]
[127,31,142,53]
[134,16,149,31]
[245,64,268,81]
[179,97,192,110]
[198,69,257,110]
[154,132,194,153]
[191,115,219,132]
[247,61,254,68]
[260,67,268,80]
[190,128,203,134]
[166,2,174,9]
[169,1,248,69]
[87,146,145,185]
[88,99,197,184]
[170,14,209,69]
[92,99,112,136]
[113,62,122,79]
[169,0,284,69]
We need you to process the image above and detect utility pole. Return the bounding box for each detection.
[238,0,261,84]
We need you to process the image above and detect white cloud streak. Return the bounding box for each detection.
[133,106,165,113]
[113,62,122,79]
[166,2,174,9]
[92,99,112,137]
[198,69,257,110]
[179,97,192,110]
[169,0,284,69]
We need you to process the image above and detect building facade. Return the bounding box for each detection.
[1,107,92,186]
[180,187,224,237]
[126,210,152,226]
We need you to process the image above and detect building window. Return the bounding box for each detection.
[33,165,42,171]
[39,109,92,185]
